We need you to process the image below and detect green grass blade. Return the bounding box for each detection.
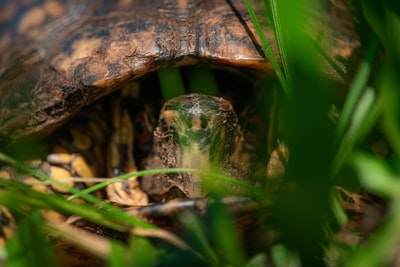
[0,180,150,231]
[347,153,400,267]
[208,201,246,267]
[0,153,156,229]
[332,86,381,175]
[178,211,219,265]
[380,66,400,155]
[268,0,291,89]
[127,236,160,266]
[72,167,267,200]
[6,212,58,267]
[244,0,289,97]
[335,37,379,140]
[185,66,219,95]
[157,67,185,99]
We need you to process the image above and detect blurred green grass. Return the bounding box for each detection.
[1,0,400,266]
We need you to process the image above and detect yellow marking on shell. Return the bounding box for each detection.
[47,145,72,165]
[0,207,15,247]
[104,28,160,78]
[178,0,188,9]
[17,1,66,35]
[49,166,74,193]
[53,24,157,86]
[24,176,48,193]
[106,95,146,205]
[107,40,133,63]
[108,97,137,176]
[17,6,46,34]
[105,30,162,71]
[2,224,14,239]
[71,155,96,178]
[53,54,73,76]
[55,37,105,81]
[43,1,65,18]
[107,179,148,206]
[1,221,14,239]
[72,38,103,60]
[43,210,67,225]
[85,64,111,86]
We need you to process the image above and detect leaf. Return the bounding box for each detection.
[128,236,160,267]
[352,152,400,198]
[208,201,246,267]
[6,212,58,267]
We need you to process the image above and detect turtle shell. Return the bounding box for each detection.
[0,0,360,142]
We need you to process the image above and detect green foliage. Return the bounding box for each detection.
[6,212,58,267]
[247,0,400,266]
[108,237,160,267]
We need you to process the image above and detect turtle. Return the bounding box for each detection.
[0,0,361,202]
[0,0,366,265]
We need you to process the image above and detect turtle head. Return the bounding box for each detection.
[154,93,244,198]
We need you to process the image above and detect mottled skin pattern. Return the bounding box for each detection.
[0,0,359,143]
[141,94,250,199]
